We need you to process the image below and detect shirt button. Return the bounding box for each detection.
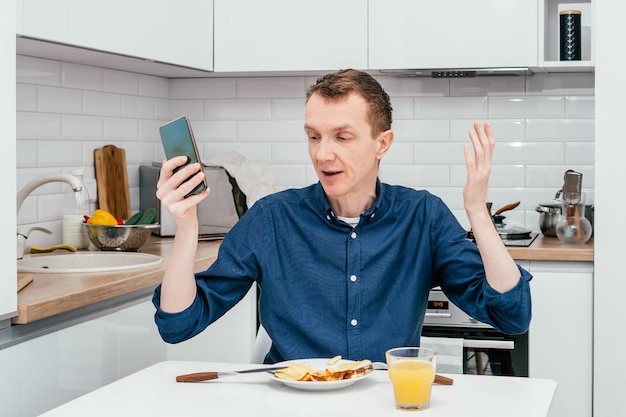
[351,319,358,326]
[350,275,357,282]
[351,231,357,239]
[370,213,376,219]
[326,214,331,221]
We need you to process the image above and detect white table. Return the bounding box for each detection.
[39,361,556,417]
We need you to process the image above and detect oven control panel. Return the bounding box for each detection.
[424,288,492,329]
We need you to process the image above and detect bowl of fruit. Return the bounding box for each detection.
[82,208,160,251]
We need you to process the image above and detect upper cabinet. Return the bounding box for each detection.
[213,0,368,72]
[368,0,538,70]
[538,0,593,72]
[17,0,213,74]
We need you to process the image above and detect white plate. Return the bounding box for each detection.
[270,358,373,391]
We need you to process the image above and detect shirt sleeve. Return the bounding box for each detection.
[430,198,533,335]
[151,206,262,344]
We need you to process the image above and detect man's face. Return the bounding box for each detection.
[305,92,391,209]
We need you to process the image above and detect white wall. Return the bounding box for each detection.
[1,0,17,322]
[594,0,626,416]
[16,56,595,250]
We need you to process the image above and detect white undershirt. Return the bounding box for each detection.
[337,215,360,228]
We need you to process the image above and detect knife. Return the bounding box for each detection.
[176,366,288,382]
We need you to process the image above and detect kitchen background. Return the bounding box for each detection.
[16,54,595,248]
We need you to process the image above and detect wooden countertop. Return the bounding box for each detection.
[14,235,593,325]
[14,239,221,325]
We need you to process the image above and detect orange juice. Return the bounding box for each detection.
[388,360,436,408]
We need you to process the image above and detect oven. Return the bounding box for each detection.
[422,288,529,377]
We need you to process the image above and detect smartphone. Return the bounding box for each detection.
[159,116,208,198]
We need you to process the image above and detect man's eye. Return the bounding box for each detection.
[308,135,320,141]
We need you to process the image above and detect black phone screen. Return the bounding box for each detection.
[159,116,208,197]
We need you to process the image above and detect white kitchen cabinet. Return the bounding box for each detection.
[368,0,538,70]
[7,287,256,417]
[19,0,213,71]
[213,0,368,72]
[99,0,213,71]
[528,261,593,417]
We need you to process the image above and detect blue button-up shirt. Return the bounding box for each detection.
[153,181,532,363]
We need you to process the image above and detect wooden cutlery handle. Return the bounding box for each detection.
[176,372,219,382]
[434,374,454,385]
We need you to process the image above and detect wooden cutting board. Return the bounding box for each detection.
[94,145,131,220]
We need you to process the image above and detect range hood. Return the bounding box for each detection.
[377,67,532,78]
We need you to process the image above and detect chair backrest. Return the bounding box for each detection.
[250,325,272,364]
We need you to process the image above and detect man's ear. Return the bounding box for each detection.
[376,129,394,160]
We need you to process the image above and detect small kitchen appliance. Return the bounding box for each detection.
[139,164,245,237]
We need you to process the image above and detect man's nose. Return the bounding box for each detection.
[314,138,335,161]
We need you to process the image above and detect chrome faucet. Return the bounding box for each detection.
[16,173,83,259]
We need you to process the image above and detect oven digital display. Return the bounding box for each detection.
[428,300,449,310]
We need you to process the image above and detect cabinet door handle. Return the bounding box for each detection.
[424,312,452,318]
[463,339,514,350]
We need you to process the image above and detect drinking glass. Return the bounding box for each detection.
[386,347,437,411]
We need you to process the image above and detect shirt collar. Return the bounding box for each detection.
[315,179,383,224]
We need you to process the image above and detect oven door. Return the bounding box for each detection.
[421,326,529,377]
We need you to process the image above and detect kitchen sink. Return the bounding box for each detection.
[17,252,163,273]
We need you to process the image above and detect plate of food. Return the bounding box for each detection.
[271,356,373,391]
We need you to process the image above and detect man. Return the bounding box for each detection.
[152,69,531,363]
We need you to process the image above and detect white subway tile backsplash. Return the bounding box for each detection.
[121,95,156,119]
[103,69,139,95]
[17,112,62,138]
[236,77,306,99]
[565,142,595,164]
[450,76,525,97]
[384,142,414,164]
[413,142,466,164]
[170,100,204,121]
[494,142,565,165]
[527,72,595,96]
[61,62,103,91]
[16,83,37,111]
[565,96,595,118]
[203,99,271,120]
[489,96,564,118]
[38,86,82,114]
[138,74,169,99]
[391,119,449,142]
[169,78,236,99]
[192,120,237,141]
[17,140,38,168]
[271,142,309,163]
[38,141,84,166]
[15,56,596,241]
[415,97,488,119]
[238,120,305,141]
[83,91,121,117]
[271,99,305,120]
[526,119,594,141]
[389,97,414,120]
[17,55,61,86]
[103,118,139,140]
[203,143,272,163]
[62,115,103,139]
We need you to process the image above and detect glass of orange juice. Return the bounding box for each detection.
[386,347,437,411]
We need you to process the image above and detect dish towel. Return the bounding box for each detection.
[420,336,464,374]
[206,151,275,208]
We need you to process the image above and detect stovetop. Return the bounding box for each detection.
[501,232,539,247]
[466,232,539,247]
